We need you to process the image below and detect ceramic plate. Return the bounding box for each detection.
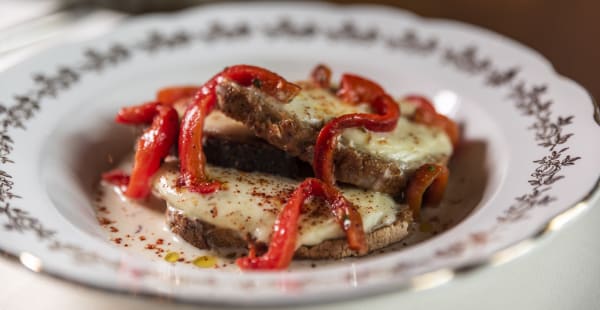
[1,2,599,306]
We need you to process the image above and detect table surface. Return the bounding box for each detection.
[1,2,599,309]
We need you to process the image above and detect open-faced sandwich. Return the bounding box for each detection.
[101,64,459,270]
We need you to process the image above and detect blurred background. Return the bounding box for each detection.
[0,0,598,100]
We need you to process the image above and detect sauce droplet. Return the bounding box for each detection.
[193,255,217,268]
[164,251,180,263]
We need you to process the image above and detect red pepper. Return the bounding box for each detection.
[406,164,449,217]
[178,92,223,193]
[236,178,367,270]
[311,64,332,88]
[178,65,301,193]
[216,65,301,101]
[314,76,400,185]
[125,105,179,199]
[156,86,200,105]
[401,95,460,147]
[337,73,386,104]
[115,101,161,124]
[101,169,130,192]
[115,87,200,125]
[403,95,437,114]
[413,107,460,147]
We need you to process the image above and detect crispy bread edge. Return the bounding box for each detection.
[167,206,413,259]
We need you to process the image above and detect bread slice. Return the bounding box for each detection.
[192,110,309,179]
[215,80,452,196]
[153,160,413,260]
[167,205,412,259]
[160,96,418,259]
[204,127,312,179]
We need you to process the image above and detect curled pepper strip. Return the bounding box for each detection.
[178,65,301,193]
[115,101,161,124]
[310,64,332,88]
[236,178,367,270]
[221,65,301,101]
[403,95,460,147]
[125,105,179,199]
[406,164,449,217]
[156,86,200,105]
[178,92,222,193]
[413,107,460,148]
[313,74,400,185]
[337,73,386,104]
[403,95,436,114]
[115,87,203,124]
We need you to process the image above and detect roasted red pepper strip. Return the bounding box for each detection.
[314,86,400,185]
[125,105,179,199]
[236,178,367,270]
[402,95,459,147]
[101,169,130,192]
[222,65,301,102]
[413,107,460,147]
[178,92,223,193]
[403,95,437,114]
[406,164,449,217]
[156,86,200,105]
[116,87,200,124]
[115,101,161,124]
[311,64,332,88]
[337,73,386,104]
[178,65,301,193]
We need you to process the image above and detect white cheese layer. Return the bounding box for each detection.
[280,85,371,125]
[174,98,255,140]
[283,87,453,168]
[152,164,403,247]
[340,118,452,171]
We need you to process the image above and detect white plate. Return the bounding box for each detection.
[1,2,599,306]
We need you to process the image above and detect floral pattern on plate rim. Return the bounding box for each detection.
[0,17,583,285]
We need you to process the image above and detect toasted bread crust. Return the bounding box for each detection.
[216,81,448,196]
[167,206,413,259]
[216,82,318,160]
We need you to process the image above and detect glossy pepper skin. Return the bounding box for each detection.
[403,95,460,147]
[178,65,301,193]
[111,101,179,199]
[313,73,400,185]
[336,73,386,105]
[156,86,200,105]
[406,164,449,217]
[402,95,436,114]
[124,105,179,199]
[115,86,204,124]
[311,64,332,88]
[414,108,460,148]
[177,92,223,193]
[115,101,161,124]
[236,178,367,270]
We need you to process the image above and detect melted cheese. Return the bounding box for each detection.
[282,87,453,168]
[340,118,451,171]
[152,164,403,247]
[203,111,255,140]
[174,98,254,140]
[280,87,371,125]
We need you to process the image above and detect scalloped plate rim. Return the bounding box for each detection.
[0,2,598,306]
